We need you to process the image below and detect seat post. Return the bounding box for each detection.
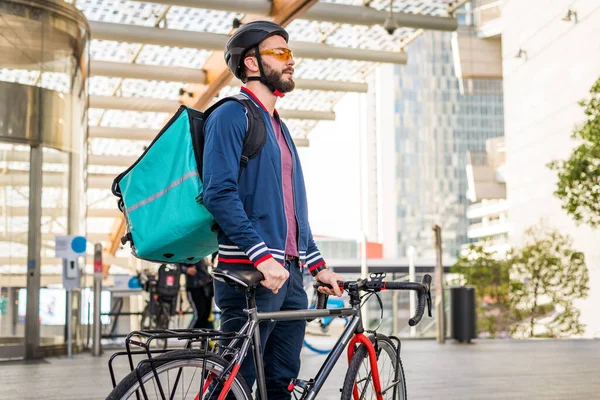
[244,286,257,309]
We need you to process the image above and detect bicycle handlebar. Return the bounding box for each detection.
[386,275,432,326]
[314,274,433,327]
[316,290,329,310]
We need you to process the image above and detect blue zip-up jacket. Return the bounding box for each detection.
[202,87,327,276]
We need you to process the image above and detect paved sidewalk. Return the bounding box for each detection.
[1,339,599,399]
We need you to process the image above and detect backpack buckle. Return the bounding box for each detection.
[120,233,132,245]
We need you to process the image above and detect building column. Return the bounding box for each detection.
[25,145,43,359]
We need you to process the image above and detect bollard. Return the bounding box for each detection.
[92,243,103,356]
[67,288,73,358]
[359,233,369,329]
[433,225,446,344]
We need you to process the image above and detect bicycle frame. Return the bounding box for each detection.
[108,273,431,400]
[218,287,385,400]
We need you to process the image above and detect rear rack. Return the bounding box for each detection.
[108,328,248,399]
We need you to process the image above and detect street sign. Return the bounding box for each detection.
[55,236,87,258]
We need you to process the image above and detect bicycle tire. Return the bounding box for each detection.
[302,339,332,355]
[303,317,348,355]
[303,296,348,355]
[107,349,252,400]
[341,334,407,400]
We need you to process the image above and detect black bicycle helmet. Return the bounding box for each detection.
[225,20,289,83]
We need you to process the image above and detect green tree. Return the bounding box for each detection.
[509,227,589,338]
[548,76,600,227]
[451,244,511,337]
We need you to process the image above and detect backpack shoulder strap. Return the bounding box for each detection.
[202,94,267,179]
[229,94,267,170]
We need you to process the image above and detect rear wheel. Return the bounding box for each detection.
[107,349,252,400]
[341,334,406,400]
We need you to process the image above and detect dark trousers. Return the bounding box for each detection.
[187,286,214,329]
[214,259,308,400]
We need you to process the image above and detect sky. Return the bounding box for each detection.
[296,92,364,241]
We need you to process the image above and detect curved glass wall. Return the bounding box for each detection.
[0,0,89,358]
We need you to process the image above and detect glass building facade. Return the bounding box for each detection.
[392,31,504,258]
[0,0,89,359]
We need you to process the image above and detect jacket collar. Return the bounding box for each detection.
[240,86,279,116]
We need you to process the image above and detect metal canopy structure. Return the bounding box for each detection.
[89,94,336,120]
[89,21,409,64]
[89,0,460,267]
[81,0,461,142]
[127,0,458,31]
[91,60,369,92]
[0,0,461,271]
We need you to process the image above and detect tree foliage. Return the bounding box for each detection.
[451,244,511,337]
[509,227,589,338]
[451,227,589,339]
[548,76,600,227]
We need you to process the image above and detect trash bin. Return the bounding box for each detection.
[450,286,476,343]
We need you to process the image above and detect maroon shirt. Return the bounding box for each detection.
[270,115,298,257]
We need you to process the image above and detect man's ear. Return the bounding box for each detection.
[243,56,259,73]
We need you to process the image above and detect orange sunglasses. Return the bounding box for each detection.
[248,48,294,62]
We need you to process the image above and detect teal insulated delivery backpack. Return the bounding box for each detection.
[112,94,266,264]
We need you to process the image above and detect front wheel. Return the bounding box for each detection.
[341,334,406,400]
[107,349,252,400]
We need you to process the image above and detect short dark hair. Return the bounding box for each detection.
[240,42,267,82]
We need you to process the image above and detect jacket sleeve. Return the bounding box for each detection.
[202,102,273,267]
[306,225,327,276]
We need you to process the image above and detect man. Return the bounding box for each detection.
[202,20,345,399]
[181,258,214,329]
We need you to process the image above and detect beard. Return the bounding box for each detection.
[262,62,295,93]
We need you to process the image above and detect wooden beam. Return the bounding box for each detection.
[107,214,127,256]
[183,17,255,109]
[188,0,319,110]
[270,0,318,25]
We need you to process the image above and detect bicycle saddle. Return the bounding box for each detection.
[212,268,264,288]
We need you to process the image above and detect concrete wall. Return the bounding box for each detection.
[375,64,399,259]
[452,26,503,79]
[502,0,600,337]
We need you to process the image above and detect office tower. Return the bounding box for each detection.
[384,30,504,258]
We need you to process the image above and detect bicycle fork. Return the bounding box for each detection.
[347,333,384,400]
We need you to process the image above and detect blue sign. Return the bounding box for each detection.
[56,235,87,258]
[71,236,87,254]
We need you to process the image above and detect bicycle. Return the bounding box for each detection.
[106,269,432,400]
[137,269,180,349]
[303,282,349,355]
